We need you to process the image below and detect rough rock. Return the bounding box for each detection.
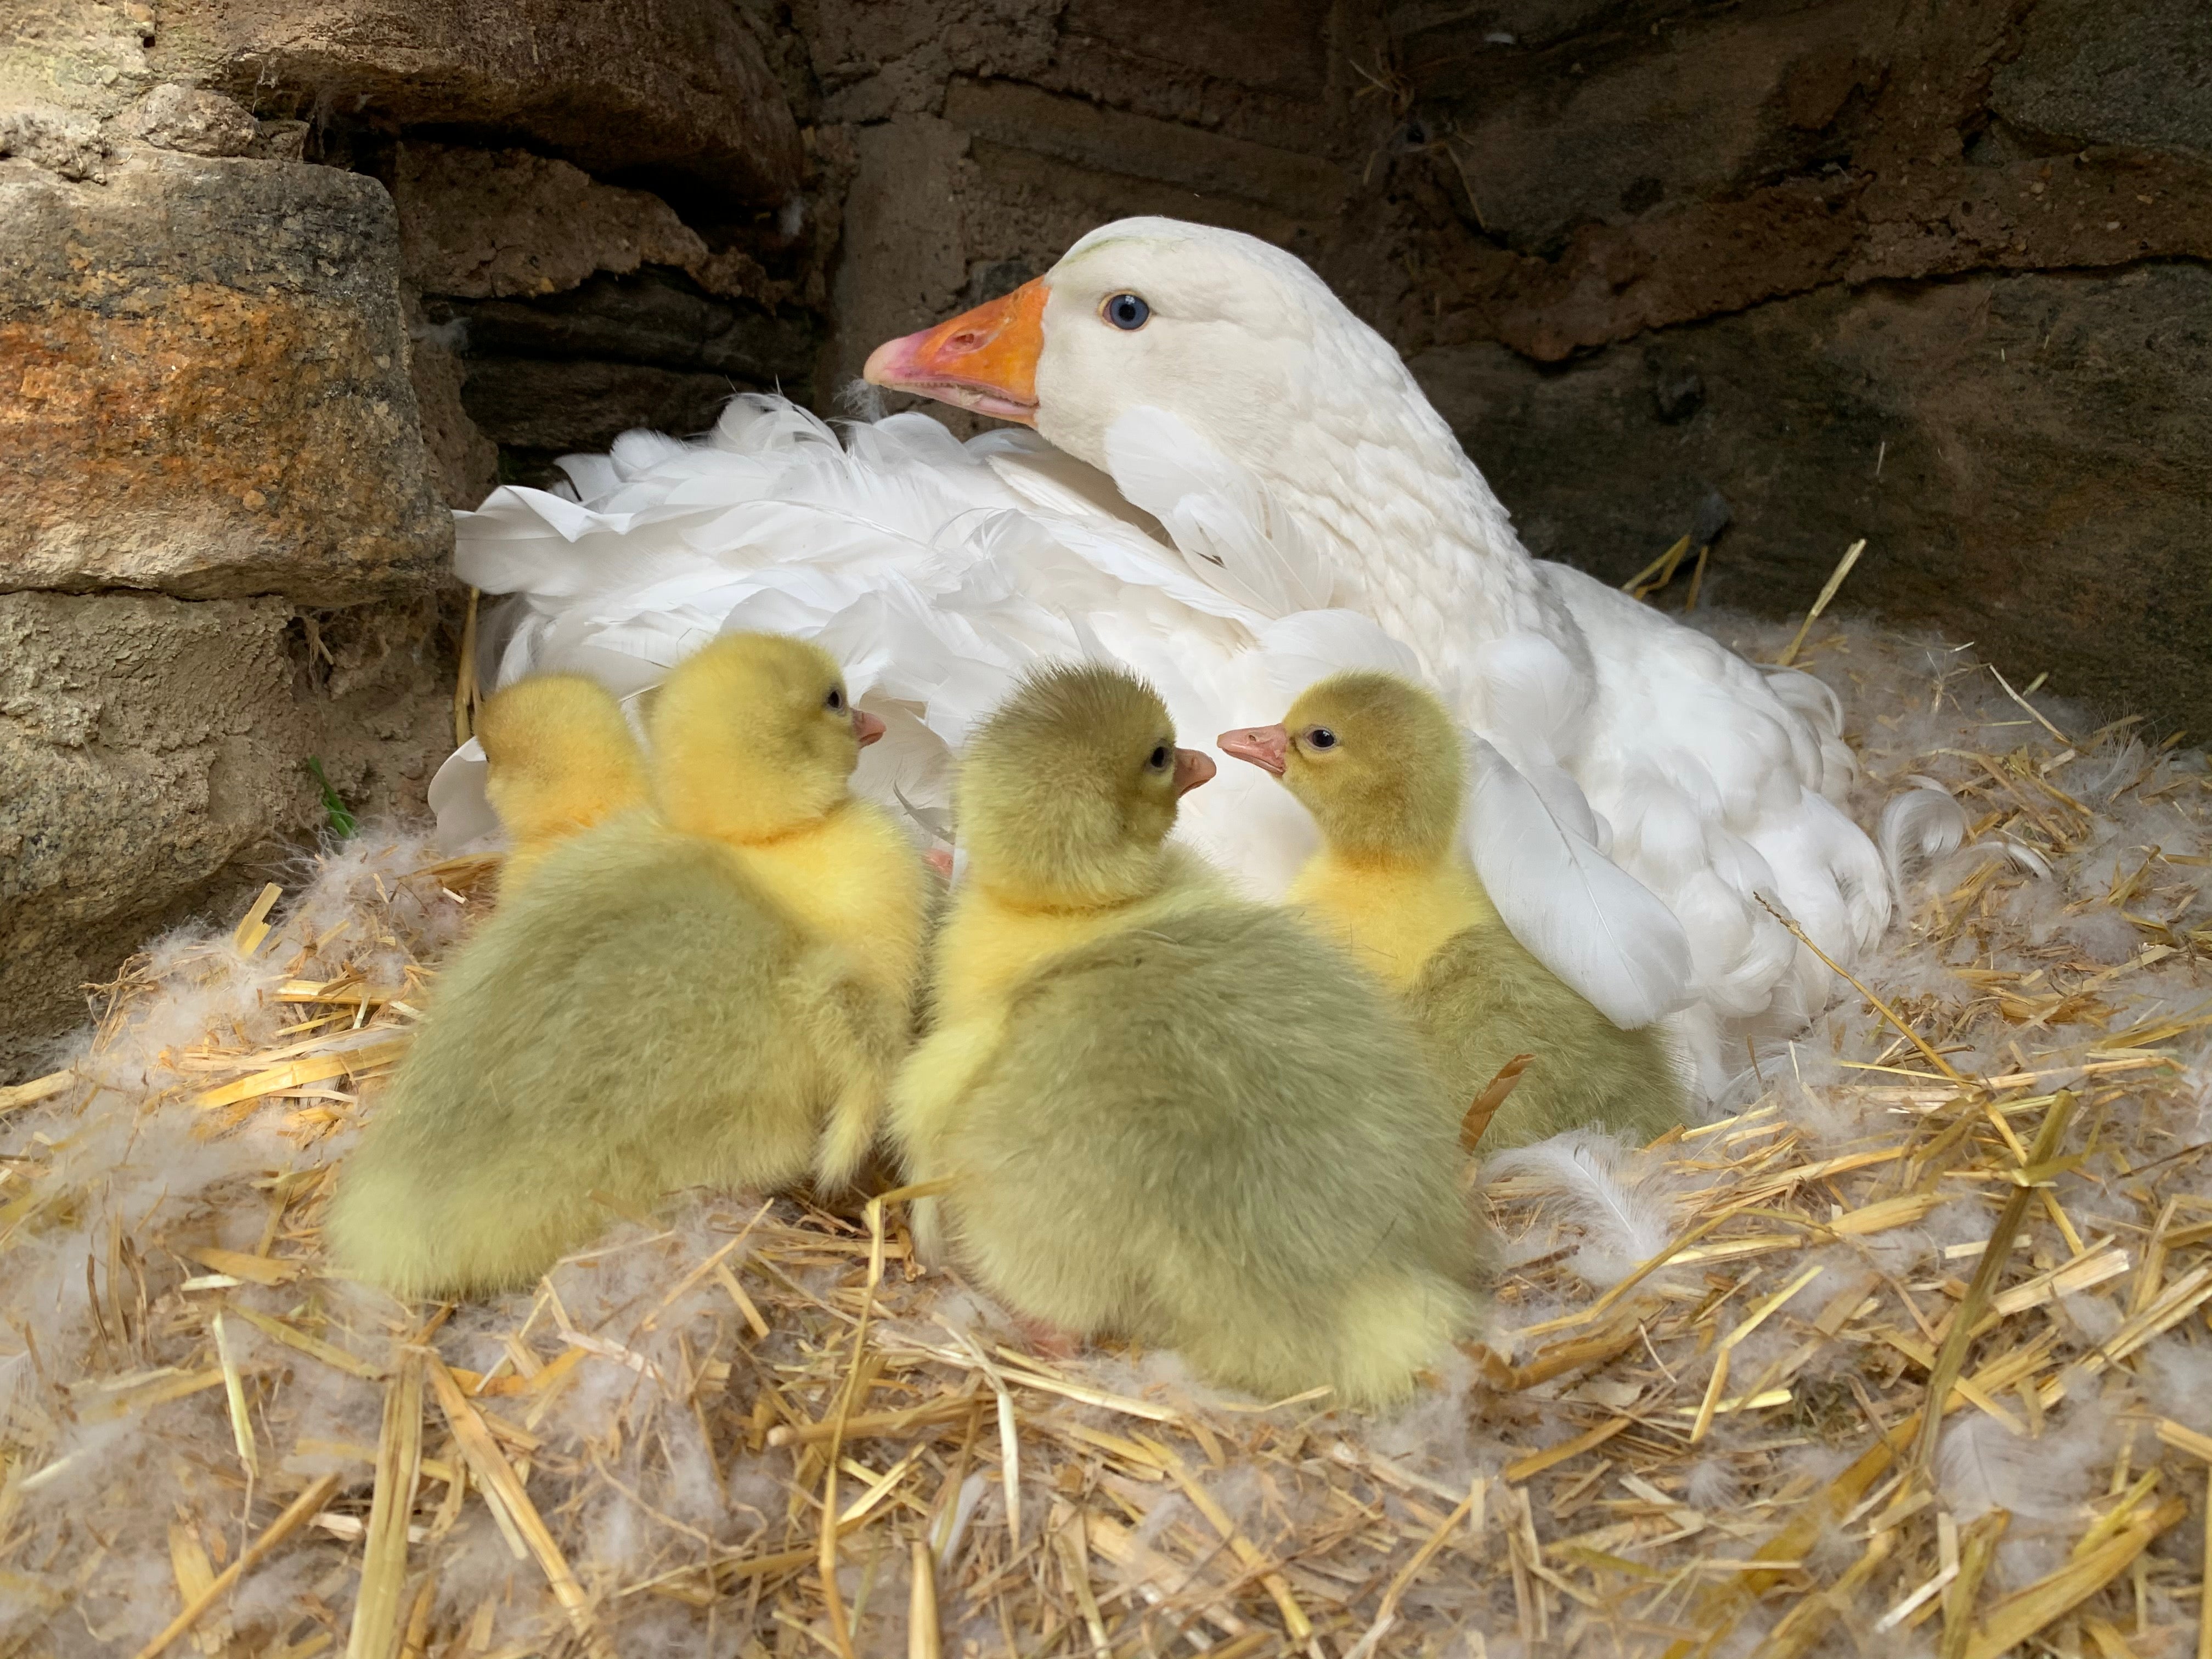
[296,593,460,824]
[806,0,1066,125]
[803,0,1354,152]
[1376,0,2212,728]
[0,589,453,1081]
[1392,0,1677,59]
[0,148,449,602]
[1413,262,2212,735]
[151,0,804,207]
[1034,0,1358,160]
[1057,0,1334,103]
[1385,0,2212,360]
[419,267,817,465]
[125,83,257,156]
[404,300,500,510]
[390,141,821,477]
[943,77,1352,221]
[825,115,979,393]
[395,144,718,301]
[0,106,111,180]
[429,272,818,386]
[1431,4,1888,254]
[1993,0,2212,159]
[252,118,308,161]
[0,0,156,124]
[457,358,749,459]
[393,144,794,309]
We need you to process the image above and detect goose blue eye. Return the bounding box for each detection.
[825,687,844,712]
[1147,744,1171,770]
[1104,293,1150,331]
[1305,727,1337,751]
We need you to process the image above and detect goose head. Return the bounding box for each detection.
[1220,670,1466,867]
[863,218,1414,481]
[957,662,1215,910]
[650,632,884,845]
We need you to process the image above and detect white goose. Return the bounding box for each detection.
[435,217,1892,1093]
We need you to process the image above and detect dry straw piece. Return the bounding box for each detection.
[5,613,2212,1657]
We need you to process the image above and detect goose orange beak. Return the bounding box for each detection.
[1217,725,1289,776]
[1173,747,1216,797]
[862,279,1047,424]
[853,709,887,748]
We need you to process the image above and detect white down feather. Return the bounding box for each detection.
[1485,1130,1684,1289]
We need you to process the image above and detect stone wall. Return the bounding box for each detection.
[0,135,461,1075]
[2,0,2205,1075]
[1375,0,2212,733]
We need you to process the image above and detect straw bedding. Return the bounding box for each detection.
[4,611,2211,1659]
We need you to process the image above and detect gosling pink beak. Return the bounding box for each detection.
[1217,725,1289,777]
[1173,747,1216,797]
[862,279,1047,425]
[853,709,887,748]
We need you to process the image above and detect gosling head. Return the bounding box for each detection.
[1219,671,1463,864]
[477,674,648,843]
[649,633,885,843]
[960,663,1215,908]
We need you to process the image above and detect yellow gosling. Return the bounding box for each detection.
[328,634,929,1299]
[476,674,648,894]
[893,663,1488,1410]
[1222,670,1686,1149]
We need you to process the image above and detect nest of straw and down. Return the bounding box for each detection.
[5,609,2212,1659]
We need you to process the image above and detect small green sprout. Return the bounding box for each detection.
[306,757,357,838]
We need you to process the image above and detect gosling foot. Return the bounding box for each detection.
[1015,1315,1083,1363]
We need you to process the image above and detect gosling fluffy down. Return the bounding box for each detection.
[328,634,926,1300]
[894,663,1488,1409]
[1223,670,1687,1150]
[475,673,648,893]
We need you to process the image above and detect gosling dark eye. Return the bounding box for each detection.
[1103,293,1150,331]
[825,687,844,712]
[1147,744,1171,770]
[1305,727,1337,751]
